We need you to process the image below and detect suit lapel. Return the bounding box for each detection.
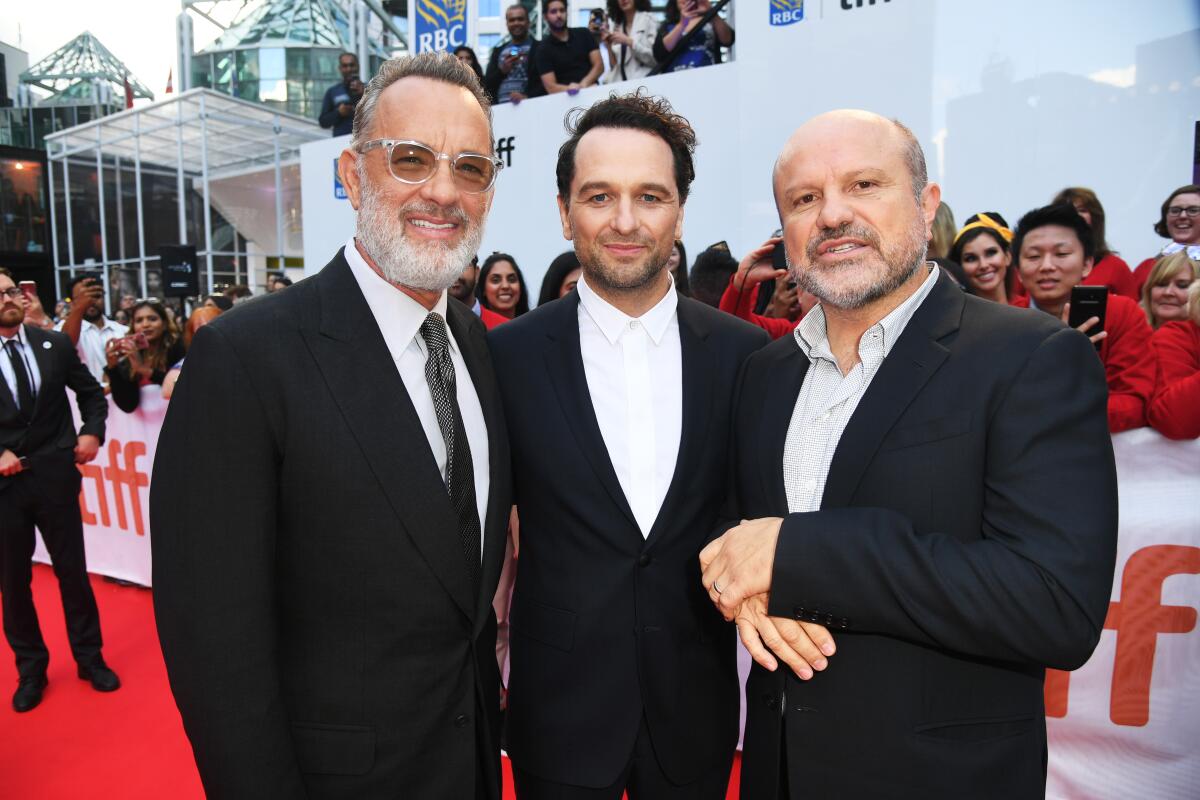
[761,342,808,513]
[300,252,476,621]
[543,293,640,532]
[821,273,963,509]
[645,297,712,546]
[446,299,510,627]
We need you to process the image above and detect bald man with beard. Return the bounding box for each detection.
[700,111,1118,799]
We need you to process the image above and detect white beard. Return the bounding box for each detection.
[354,178,485,292]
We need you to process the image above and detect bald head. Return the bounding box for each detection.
[774,110,927,202]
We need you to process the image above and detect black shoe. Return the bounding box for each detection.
[77,661,121,692]
[13,676,47,712]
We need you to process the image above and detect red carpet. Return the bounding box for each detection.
[0,565,740,798]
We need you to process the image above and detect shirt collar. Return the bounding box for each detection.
[344,237,454,357]
[793,263,939,363]
[577,273,678,346]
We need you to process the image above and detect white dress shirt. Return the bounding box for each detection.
[55,316,127,383]
[344,239,490,556]
[1,325,43,405]
[783,264,940,513]
[577,274,682,537]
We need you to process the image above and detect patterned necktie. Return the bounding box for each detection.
[419,312,482,592]
[4,339,34,421]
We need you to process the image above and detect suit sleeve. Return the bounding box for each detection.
[767,327,1117,671]
[1147,322,1200,440]
[150,324,306,798]
[64,338,107,441]
[105,363,141,413]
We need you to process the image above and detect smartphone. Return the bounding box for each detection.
[1067,285,1107,349]
[19,280,36,297]
[132,332,149,350]
[771,242,788,270]
[590,8,605,23]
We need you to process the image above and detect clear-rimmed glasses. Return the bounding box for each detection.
[356,139,503,193]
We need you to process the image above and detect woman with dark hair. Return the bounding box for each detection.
[104,300,186,412]
[1052,187,1137,299]
[536,250,583,307]
[453,46,485,84]
[666,239,690,296]
[948,212,1014,304]
[476,252,529,328]
[602,0,656,84]
[1133,184,1200,295]
[653,0,734,74]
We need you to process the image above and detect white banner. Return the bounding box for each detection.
[33,387,167,586]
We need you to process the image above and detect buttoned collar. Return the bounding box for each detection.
[343,237,456,358]
[577,272,678,346]
[793,262,939,366]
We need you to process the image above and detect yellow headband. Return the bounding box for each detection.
[954,213,1013,246]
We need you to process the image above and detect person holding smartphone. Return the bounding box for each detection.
[602,0,658,84]
[103,300,184,413]
[56,274,128,384]
[484,4,547,104]
[653,0,734,74]
[1010,203,1156,432]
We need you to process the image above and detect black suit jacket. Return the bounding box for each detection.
[729,273,1118,799]
[488,292,767,788]
[151,251,512,799]
[1,324,106,495]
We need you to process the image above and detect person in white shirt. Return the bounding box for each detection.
[488,91,766,799]
[56,274,127,385]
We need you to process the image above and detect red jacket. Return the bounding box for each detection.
[1011,294,1155,433]
[479,306,510,330]
[1147,320,1200,440]
[1012,253,1136,301]
[718,277,796,340]
[1133,257,1157,298]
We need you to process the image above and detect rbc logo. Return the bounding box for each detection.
[333,159,346,200]
[415,0,468,53]
[770,0,804,26]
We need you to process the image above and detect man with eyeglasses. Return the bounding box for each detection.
[319,51,364,137]
[152,53,512,799]
[1,266,116,714]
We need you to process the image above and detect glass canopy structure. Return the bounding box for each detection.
[21,31,153,111]
[42,88,325,306]
[190,0,393,119]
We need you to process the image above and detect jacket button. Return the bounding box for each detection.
[793,606,807,619]
[454,714,469,728]
[638,553,652,567]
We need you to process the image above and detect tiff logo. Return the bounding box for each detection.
[495,136,516,168]
[78,438,151,537]
[1045,544,1200,726]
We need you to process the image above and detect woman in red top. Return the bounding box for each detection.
[1133,184,1200,295]
[1050,187,1138,299]
[1148,282,1200,440]
[1011,204,1156,433]
[1140,251,1199,330]
[476,252,529,329]
[718,236,817,340]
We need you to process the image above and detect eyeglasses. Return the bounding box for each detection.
[356,139,503,193]
[1,287,24,300]
[1167,205,1200,218]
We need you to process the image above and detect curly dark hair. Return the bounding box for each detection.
[556,89,698,206]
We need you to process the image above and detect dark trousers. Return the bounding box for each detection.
[513,716,733,800]
[0,468,103,679]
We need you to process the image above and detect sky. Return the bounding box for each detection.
[0,1,225,100]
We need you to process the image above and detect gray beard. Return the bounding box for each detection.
[354,180,484,293]
[791,220,928,310]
